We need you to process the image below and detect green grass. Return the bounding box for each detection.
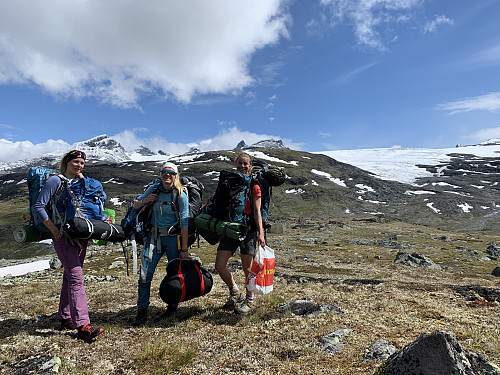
[136,342,196,374]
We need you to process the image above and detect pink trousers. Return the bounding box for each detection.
[53,237,89,329]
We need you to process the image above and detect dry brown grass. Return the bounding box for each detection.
[0,217,499,374]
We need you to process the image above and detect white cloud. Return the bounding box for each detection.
[0,127,304,163]
[465,127,500,144]
[316,0,424,51]
[331,62,379,86]
[0,138,70,163]
[422,15,453,34]
[318,132,333,138]
[466,43,500,68]
[436,92,500,114]
[0,0,290,108]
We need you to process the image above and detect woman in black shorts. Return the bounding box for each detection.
[214,152,265,314]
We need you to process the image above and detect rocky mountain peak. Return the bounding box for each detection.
[234,139,288,150]
[134,145,155,156]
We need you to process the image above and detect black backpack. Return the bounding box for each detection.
[252,160,285,225]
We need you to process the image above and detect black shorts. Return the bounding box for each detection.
[217,229,257,256]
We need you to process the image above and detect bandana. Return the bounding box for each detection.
[161,162,178,174]
[64,150,86,163]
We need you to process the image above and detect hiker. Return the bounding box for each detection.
[133,162,190,326]
[215,152,266,314]
[33,150,105,342]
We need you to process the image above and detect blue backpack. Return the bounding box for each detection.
[65,177,105,221]
[120,176,204,246]
[27,166,105,233]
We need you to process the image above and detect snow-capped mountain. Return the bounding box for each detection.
[0,136,290,174]
[236,139,288,150]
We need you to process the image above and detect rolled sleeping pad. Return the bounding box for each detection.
[63,217,126,242]
[13,225,52,243]
[194,213,244,241]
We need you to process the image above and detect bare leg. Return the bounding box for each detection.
[215,250,235,288]
[240,253,254,298]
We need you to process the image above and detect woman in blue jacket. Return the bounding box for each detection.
[133,162,190,326]
[33,150,105,343]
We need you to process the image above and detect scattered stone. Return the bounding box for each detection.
[492,267,500,277]
[378,330,500,375]
[438,236,452,242]
[394,252,441,270]
[453,285,500,302]
[486,242,500,257]
[49,257,62,270]
[108,260,124,269]
[84,275,119,283]
[268,223,286,234]
[277,299,342,317]
[320,329,353,355]
[342,279,384,285]
[274,272,331,284]
[8,355,61,374]
[364,339,397,362]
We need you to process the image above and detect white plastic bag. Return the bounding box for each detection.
[246,245,275,295]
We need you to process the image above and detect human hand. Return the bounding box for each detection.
[179,250,190,259]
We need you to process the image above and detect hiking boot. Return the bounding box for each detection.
[222,289,244,310]
[155,305,178,322]
[234,299,253,314]
[133,307,148,327]
[56,318,73,331]
[77,323,104,343]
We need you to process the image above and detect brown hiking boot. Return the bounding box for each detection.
[56,318,73,331]
[234,298,253,314]
[222,288,244,310]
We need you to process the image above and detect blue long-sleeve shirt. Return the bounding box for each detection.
[137,185,188,228]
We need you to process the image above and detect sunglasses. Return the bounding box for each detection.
[161,169,177,176]
[70,150,86,159]
[65,150,87,163]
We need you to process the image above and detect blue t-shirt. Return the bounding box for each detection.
[137,185,188,228]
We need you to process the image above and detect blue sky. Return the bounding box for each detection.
[1,0,500,163]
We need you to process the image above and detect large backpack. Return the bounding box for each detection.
[27,167,106,233]
[212,170,253,225]
[251,160,286,225]
[27,167,58,232]
[120,175,204,247]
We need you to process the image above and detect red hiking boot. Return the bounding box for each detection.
[77,323,104,343]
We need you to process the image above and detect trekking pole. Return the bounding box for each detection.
[121,242,129,276]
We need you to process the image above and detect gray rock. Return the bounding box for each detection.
[49,257,62,269]
[108,260,125,269]
[486,243,500,257]
[380,330,500,375]
[492,267,500,277]
[268,223,286,234]
[320,329,353,355]
[9,355,61,374]
[364,339,397,362]
[394,251,441,270]
[277,299,342,317]
[277,299,315,315]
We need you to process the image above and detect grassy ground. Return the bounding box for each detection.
[0,217,499,374]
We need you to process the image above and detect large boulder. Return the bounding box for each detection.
[394,252,441,270]
[378,330,500,375]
